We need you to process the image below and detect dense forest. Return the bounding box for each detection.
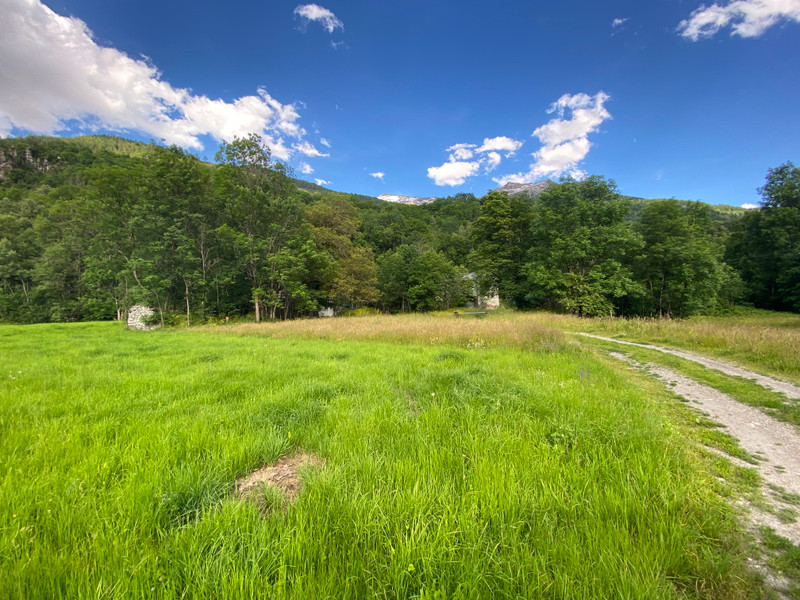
[0,134,797,323]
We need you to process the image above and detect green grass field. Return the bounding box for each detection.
[0,320,766,598]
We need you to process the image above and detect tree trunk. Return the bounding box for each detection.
[184,280,191,327]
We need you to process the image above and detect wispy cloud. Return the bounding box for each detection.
[494,92,611,185]
[292,140,330,157]
[485,152,502,172]
[678,0,800,40]
[0,0,317,161]
[428,136,524,186]
[319,137,332,148]
[446,143,477,161]
[370,171,385,181]
[299,162,314,175]
[294,4,344,34]
[315,178,331,186]
[612,17,629,28]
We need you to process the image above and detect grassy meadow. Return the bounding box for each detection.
[224,309,800,383]
[0,318,768,598]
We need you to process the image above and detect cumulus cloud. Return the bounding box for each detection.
[678,0,800,40]
[370,171,385,181]
[429,135,523,186]
[476,136,524,155]
[315,178,331,186]
[742,203,759,209]
[427,160,481,187]
[494,91,611,185]
[0,0,318,161]
[299,162,314,175]
[294,4,344,34]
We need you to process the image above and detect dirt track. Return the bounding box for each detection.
[578,333,800,399]
[594,339,800,598]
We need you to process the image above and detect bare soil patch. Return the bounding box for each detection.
[236,452,323,505]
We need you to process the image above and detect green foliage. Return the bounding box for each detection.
[469,192,531,306]
[726,163,800,312]
[634,200,734,317]
[0,135,357,322]
[1,135,796,321]
[526,177,642,316]
[758,162,800,210]
[378,245,470,311]
[306,196,379,308]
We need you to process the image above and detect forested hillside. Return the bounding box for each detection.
[0,135,797,323]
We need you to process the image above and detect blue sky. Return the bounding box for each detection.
[1,0,798,206]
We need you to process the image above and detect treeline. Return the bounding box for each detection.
[0,135,388,323]
[0,134,797,322]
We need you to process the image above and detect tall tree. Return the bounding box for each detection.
[215,134,303,321]
[525,177,641,317]
[727,163,800,311]
[468,191,531,306]
[634,200,730,317]
[306,196,379,309]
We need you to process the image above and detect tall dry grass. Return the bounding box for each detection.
[220,312,565,352]
[219,309,800,380]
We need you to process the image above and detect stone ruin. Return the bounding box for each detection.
[127,305,159,331]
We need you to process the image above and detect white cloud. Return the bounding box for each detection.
[429,135,523,186]
[494,92,611,184]
[299,162,314,175]
[427,160,481,187]
[0,0,317,161]
[315,178,331,186]
[476,136,523,155]
[446,143,477,161]
[485,152,502,172]
[294,4,344,34]
[370,171,385,181]
[678,0,800,40]
[292,140,330,157]
[320,137,331,147]
[742,203,759,209]
[612,17,629,28]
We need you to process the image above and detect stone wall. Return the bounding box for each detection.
[127,305,159,330]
